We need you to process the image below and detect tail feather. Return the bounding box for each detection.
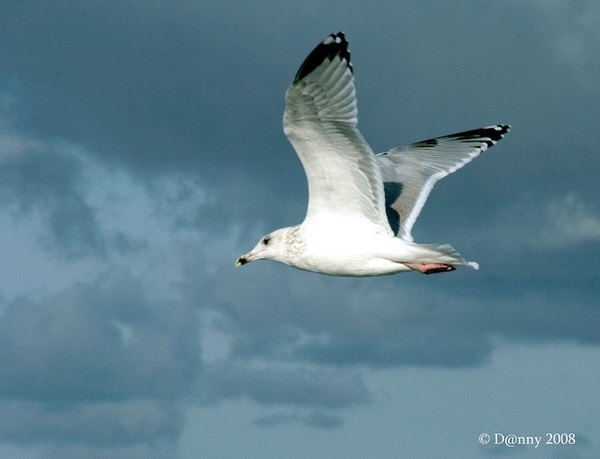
[417,243,479,269]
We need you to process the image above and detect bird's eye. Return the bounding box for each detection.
[262,236,270,245]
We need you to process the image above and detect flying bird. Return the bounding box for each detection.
[236,32,509,276]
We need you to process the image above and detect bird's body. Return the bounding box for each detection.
[260,221,471,277]
[236,32,509,277]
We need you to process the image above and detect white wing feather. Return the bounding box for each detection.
[283,33,391,233]
[376,125,510,241]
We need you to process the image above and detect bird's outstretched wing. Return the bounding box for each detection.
[283,32,390,232]
[376,125,510,241]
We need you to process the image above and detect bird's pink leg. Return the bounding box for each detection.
[403,263,456,275]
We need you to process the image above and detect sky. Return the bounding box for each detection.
[0,1,599,458]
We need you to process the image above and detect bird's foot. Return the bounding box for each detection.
[403,263,456,275]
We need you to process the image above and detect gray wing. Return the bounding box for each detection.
[283,32,390,232]
[376,125,510,241]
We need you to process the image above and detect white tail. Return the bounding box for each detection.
[419,243,479,269]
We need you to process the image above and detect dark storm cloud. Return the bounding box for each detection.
[0,0,291,175]
[44,444,177,459]
[0,276,200,401]
[200,362,370,408]
[0,134,151,259]
[0,274,199,450]
[0,142,103,258]
[0,400,182,447]
[254,410,344,429]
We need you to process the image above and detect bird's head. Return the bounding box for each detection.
[235,228,290,267]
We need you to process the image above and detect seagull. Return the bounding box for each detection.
[236,32,509,276]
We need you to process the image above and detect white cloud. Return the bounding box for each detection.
[539,192,600,247]
[476,192,600,253]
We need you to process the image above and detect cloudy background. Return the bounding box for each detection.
[0,1,599,458]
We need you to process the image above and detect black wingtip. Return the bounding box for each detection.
[294,32,351,82]
[414,124,511,149]
[453,124,510,147]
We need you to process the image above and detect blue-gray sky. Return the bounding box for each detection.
[0,1,599,458]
